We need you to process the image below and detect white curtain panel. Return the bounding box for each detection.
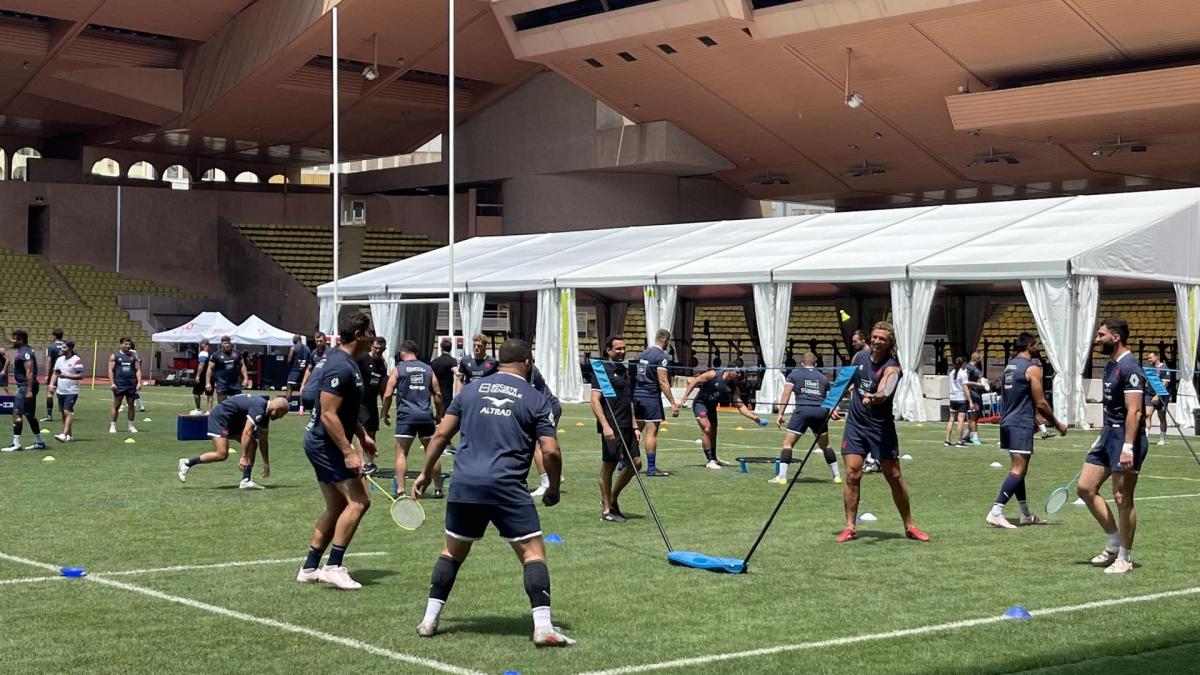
[534,288,562,396]
[1023,277,1088,426]
[318,296,337,338]
[1071,275,1099,428]
[643,286,660,347]
[369,293,402,363]
[642,285,679,346]
[752,282,792,414]
[889,279,937,421]
[559,288,587,403]
[1175,283,1200,425]
[457,292,486,344]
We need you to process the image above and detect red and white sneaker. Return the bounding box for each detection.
[533,626,576,647]
[905,526,931,542]
[835,527,858,542]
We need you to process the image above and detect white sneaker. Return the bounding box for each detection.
[417,620,438,638]
[767,476,787,485]
[1104,558,1133,575]
[189,409,202,416]
[239,478,263,490]
[127,426,138,434]
[54,433,68,443]
[295,568,321,584]
[1,443,22,453]
[1156,439,1167,446]
[178,458,190,483]
[715,458,734,467]
[1091,549,1118,567]
[318,565,361,590]
[1019,513,1047,526]
[533,626,576,647]
[986,512,1017,529]
[705,460,722,470]
[109,425,116,434]
[530,485,548,498]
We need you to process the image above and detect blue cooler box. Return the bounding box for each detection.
[177,414,209,441]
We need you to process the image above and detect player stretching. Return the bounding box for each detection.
[178,394,289,489]
[1078,318,1147,574]
[986,332,1066,528]
[675,367,761,470]
[773,352,841,484]
[837,322,928,543]
[412,339,571,646]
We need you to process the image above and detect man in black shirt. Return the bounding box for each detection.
[356,337,388,472]
[42,328,65,422]
[429,338,457,403]
[590,337,640,522]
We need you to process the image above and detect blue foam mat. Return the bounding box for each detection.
[667,550,746,574]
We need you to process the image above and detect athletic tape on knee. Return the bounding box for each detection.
[430,554,461,602]
[523,560,551,609]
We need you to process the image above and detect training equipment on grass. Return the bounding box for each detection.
[901,454,913,460]
[1143,367,1200,469]
[365,475,425,530]
[545,533,564,544]
[590,359,673,552]
[1003,606,1031,620]
[758,417,769,427]
[1045,470,1082,514]
[858,512,878,522]
[736,456,781,474]
[60,567,86,578]
[989,462,1003,468]
[667,551,745,574]
[42,456,55,462]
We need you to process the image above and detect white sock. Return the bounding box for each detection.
[531,606,553,632]
[109,423,116,430]
[12,435,19,446]
[423,598,445,624]
[539,473,549,489]
[971,432,979,442]
[1039,423,1048,434]
[1107,531,1120,551]
[989,503,1004,517]
[828,461,840,478]
[1118,546,1131,562]
[1160,432,1167,442]
[1018,500,1031,516]
[777,462,789,479]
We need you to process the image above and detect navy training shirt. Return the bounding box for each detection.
[1103,351,1144,427]
[210,349,242,389]
[13,345,37,387]
[289,343,311,373]
[446,371,557,504]
[696,371,734,406]
[212,394,270,438]
[393,359,436,425]
[458,355,498,384]
[529,365,562,420]
[46,340,65,364]
[846,350,900,433]
[634,345,669,398]
[357,354,387,404]
[112,350,137,387]
[787,366,829,408]
[303,349,364,453]
[1001,356,1036,429]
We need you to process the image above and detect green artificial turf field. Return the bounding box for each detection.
[3,388,1200,674]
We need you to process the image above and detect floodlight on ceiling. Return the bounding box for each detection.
[1091,133,1147,158]
[841,160,886,178]
[967,146,1019,167]
[362,33,379,80]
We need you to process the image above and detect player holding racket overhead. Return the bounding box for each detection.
[985,332,1066,529]
[295,313,376,591]
[1078,318,1147,575]
[411,338,572,647]
[675,367,762,470]
[836,322,929,543]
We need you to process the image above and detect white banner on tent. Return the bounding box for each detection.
[1175,283,1200,426]
[370,293,402,363]
[890,279,936,421]
[752,282,791,414]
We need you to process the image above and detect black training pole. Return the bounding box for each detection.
[601,395,673,552]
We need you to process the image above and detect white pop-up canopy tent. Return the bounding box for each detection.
[232,314,295,347]
[152,311,240,343]
[319,188,1200,419]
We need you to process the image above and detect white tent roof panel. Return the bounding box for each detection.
[466,227,634,293]
[654,215,823,285]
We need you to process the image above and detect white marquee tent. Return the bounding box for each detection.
[232,314,295,347]
[319,188,1200,422]
[151,311,239,344]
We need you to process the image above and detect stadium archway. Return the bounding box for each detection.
[234,171,260,184]
[11,147,41,180]
[91,157,121,177]
[268,174,288,184]
[201,168,228,182]
[163,164,192,190]
[128,161,157,180]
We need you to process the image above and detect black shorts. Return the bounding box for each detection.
[1000,425,1035,454]
[692,402,718,427]
[57,394,78,413]
[358,404,379,434]
[395,420,435,439]
[602,427,640,463]
[444,500,542,542]
[841,421,900,460]
[304,446,359,484]
[969,396,983,418]
[0,373,7,387]
[949,400,968,414]
[1145,397,1167,412]
[114,385,137,398]
[14,391,36,416]
[1086,426,1149,473]
[192,381,207,396]
[787,406,828,436]
[633,396,664,423]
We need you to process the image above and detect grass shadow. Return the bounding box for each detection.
[441,614,573,637]
[345,568,399,586]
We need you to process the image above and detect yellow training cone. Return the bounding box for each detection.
[42,455,55,462]
[557,427,566,433]
[735,425,745,431]
[124,438,136,444]
[575,422,584,427]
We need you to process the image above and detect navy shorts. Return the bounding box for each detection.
[358,404,379,434]
[633,396,664,422]
[218,386,242,397]
[395,419,435,439]
[287,370,304,387]
[949,400,968,414]
[1000,425,1035,454]
[114,385,137,398]
[602,427,640,463]
[57,394,78,413]
[692,402,718,427]
[969,396,983,418]
[841,421,900,460]
[304,446,359,484]
[445,500,542,542]
[1144,396,1167,412]
[0,373,8,387]
[14,390,36,416]
[1086,426,1149,473]
[787,406,828,436]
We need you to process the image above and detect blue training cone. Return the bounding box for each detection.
[1003,605,1032,620]
[545,533,564,544]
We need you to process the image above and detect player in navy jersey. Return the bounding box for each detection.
[191,340,213,415]
[961,352,986,445]
[774,352,842,484]
[986,332,1066,529]
[456,333,499,395]
[285,334,312,405]
[1143,351,1170,446]
[107,337,142,435]
[2,330,46,452]
[294,314,377,591]
[298,332,329,413]
[638,329,678,476]
[1078,318,1147,575]
[0,345,9,394]
[677,367,762,470]
[410,338,571,646]
[41,329,65,422]
[382,340,445,497]
[837,322,929,543]
[177,394,289,489]
[846,329,881,473]
[206,336,250,403]
[590,336,641,522]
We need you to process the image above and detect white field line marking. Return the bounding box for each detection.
[1141,474,1200,483]
[0,551,484,675]
[1132,492,1200,502]
[0,575,67,586]
[578,586,1200,675]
